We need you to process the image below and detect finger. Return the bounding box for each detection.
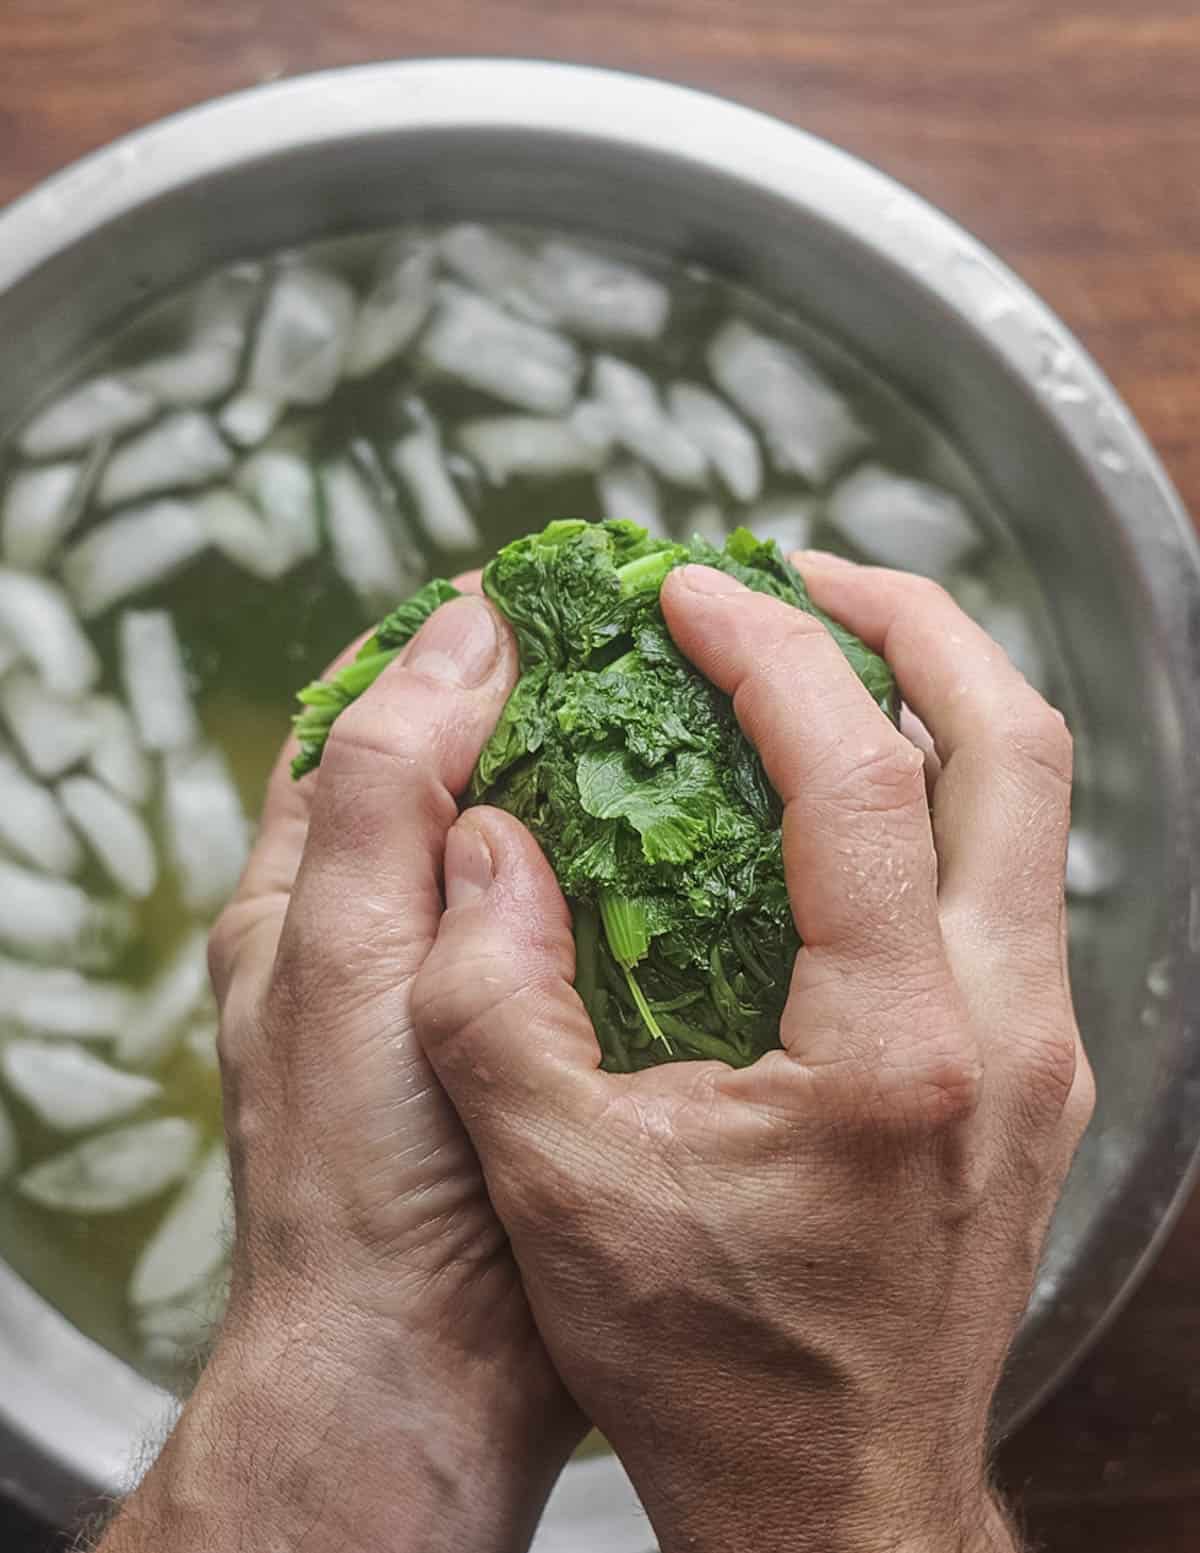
[266,596,519,1031]
[412,807,604,1170]
[451,568,484,594]
[795,555,1073,970]
[660,565,942,973]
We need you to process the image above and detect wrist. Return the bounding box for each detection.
[106,1288,574,1553]
[618,1413,1015,1553]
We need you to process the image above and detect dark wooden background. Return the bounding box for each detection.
[1,2,1198,1548]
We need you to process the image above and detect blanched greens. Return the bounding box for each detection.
[294,519,898,1070]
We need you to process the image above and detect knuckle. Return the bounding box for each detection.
[994,695,1074,789]
[409,953,471,1050]
[1062,1050,1097,1142]
[833,735,927,816]
[892,1048,983,1133]
[1010,1020,1081,1125]
[816,1025,983,1139]
[905,574,955,614]
[323,702,449,796]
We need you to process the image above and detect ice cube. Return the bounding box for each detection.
[128,343,241,408]
[421,284,582,415]
[391,423,480,551]
[683,502,729,549]
[825,464,982,579]
[569,399,618,456]
[0,954,135,1040]
[182,1013,220,1073]
[197,488,292,581]
[18,1118,201,1213]
[217,394,283,449]
[345,238,437,379]
[1,1040,160,1132]
[85,696,153,805]
[126,266,261,408]
[1066,828,1123,899]
[322,456,415,614]
[136,1260,229,1363]
[130,1142,231,1308]
[440,225,548,320]
[592,357,707,488]
[532,240,671,341]
[597,461,666,536]
[162,746,248,915]
[0,570,101,696]
[456,415,606,486]
[118,610,199,754]
[0,859,134,969]
[58,775,158,900]
[244,266,356,408]
[976,602,1048,692]
[19,376,156,459]
[667,382,763,503]
[117,930,212,1070]
[742,495,818,554]
[0,671,97,778]
[62,499,208,618]
[97,410,233,508]
[2,461,86,571]
[0,747,84,876]
[235,442,321,566]
[708,319,868,483]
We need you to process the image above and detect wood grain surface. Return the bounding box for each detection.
[1,3,1198,1549]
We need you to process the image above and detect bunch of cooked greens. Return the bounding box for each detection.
[293,520,898,1070]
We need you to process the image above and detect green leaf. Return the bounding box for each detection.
[291,518,900,1070]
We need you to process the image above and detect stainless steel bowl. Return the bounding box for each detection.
[1,59,1198,1549]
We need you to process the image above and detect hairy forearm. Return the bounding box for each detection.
[95,1306,563,1553]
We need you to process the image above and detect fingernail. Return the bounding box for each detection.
[408,597,499,687]
[678,564,742,596]
[445,820,494,908]
[796,548,855,570]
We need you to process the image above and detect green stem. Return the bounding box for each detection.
[730,917,772,989]
[615,549,684,599]
[573,904,600,1020]
[656,1013,750,1067]
[623,965,671,1052]
[335,647,404,698]
[599,891,650,968]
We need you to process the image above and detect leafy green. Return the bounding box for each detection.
[292,520,898,1069]
[291,578,461,776]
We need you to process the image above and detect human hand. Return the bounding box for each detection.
[101,578,582,1553]
[412,556,1093,1553]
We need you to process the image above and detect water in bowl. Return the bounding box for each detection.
[0,222,1082,1397]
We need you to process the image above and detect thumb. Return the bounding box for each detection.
[412,807,603,1160]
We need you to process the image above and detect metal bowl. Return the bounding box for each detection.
[1,59,1198,1550]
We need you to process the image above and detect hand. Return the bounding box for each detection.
[412,556,1093,1553]
[100,581,582,1553]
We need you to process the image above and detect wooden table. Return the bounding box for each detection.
[1,3,1198,1548]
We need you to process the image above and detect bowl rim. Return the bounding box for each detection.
[1,56,1198,1538]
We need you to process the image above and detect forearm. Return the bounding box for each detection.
[97,1304,564,1553]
